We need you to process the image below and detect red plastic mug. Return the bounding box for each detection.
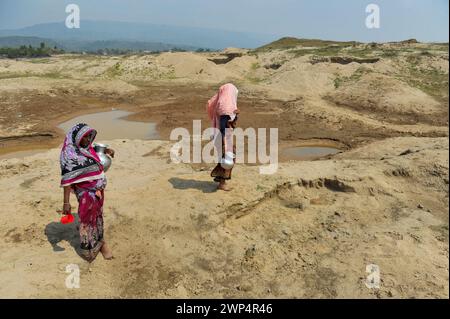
[60,213,74,224]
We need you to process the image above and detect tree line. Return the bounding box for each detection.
[0,42,65,58]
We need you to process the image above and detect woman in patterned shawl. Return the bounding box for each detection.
[60,123,115,262]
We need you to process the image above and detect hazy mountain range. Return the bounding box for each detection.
[0,20,278,52]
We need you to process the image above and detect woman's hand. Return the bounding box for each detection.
[62,203,71,215]
[105,148,115,158]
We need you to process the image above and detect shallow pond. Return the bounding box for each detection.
[0,110,158,160]
[57,110,158,141]
[281,146,341,160]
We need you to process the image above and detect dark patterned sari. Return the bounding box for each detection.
[59,123,106,261]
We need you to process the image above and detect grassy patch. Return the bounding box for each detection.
[250,62,260,70]
[291,45,349,58]
[106,62,123,77]
[334,67,372,89]
[399,54,449,100]
[160,68,176,80]
[0,72,30,80]
[40,72,67,79]
[0,71,68,79]
[380,50,399,58]
[246,76,265,84]
[26,58,53,64]
[256,37,359,52]
[405,67,448,100]
[333,76,343,89]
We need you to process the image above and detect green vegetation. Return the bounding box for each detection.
[256,37,359,52]
[161,68,176,80]
[0,71,68,80]
[333,76,343,89]
[257,37,448,61]
[380,50,399,58]
[106,62,123,77]
[26,58,53,64]
[289,43,383,59]
[251,62,261,70]
[0,72,31,80]
[246,76,264,84]
[401,55,449,100]
[292,45,349,57]
[0,43,64,58]
[334,67,373,89]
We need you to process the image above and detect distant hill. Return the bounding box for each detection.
[256,37,361,51]
[0,20,277,50]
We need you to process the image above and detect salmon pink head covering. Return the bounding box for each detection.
[206,83,239,129]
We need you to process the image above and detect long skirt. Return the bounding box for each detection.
[211,164,233,181]
[211,115,235,181]
[74,183,105,261]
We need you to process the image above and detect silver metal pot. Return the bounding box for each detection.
[220,151,235,170]
[94,143,112,172]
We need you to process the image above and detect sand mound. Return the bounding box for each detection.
[329,72,441,115]
[268,58,338,96]
[155,52,237,82]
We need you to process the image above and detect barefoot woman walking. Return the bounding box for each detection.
[60,123,114,262]
[207,83,240,191]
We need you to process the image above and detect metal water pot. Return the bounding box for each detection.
[220,151,235,170]
[94,143,112,172]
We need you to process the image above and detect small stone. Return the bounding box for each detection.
[417,204,424,209]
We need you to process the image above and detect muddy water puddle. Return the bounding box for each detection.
[0,110,158,160]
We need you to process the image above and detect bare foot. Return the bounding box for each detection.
[100,241,114,260]
[217,182,232,191]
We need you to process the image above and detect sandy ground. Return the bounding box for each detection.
[0,137,448,298]
[0,41,448,298]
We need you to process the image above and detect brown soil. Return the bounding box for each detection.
[1,83,446,159]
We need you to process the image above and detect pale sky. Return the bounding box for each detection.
[0,0,448,42]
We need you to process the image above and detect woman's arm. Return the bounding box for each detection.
[62,186,71,215]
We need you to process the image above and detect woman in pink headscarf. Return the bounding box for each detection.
[206,83,240,191]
